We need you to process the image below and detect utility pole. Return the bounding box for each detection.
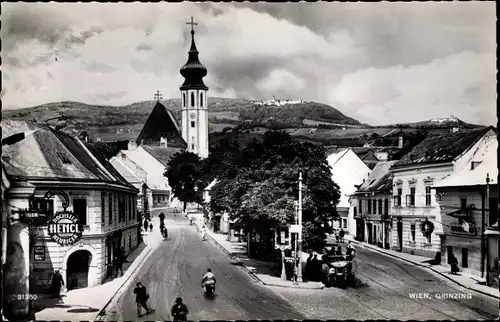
[297,171,303,282]
[481,174,490,278]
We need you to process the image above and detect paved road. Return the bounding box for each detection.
[272,242,497,320]
[103,210,305,320]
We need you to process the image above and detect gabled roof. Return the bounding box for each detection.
[434,135,497,188]
[137,102,187,149]
[394,127,493,167]
[1,120,136,190]
[356,161,396,194]
[141,145,184,167]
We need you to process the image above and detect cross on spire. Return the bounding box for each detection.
[154,90,163,101]
[186,16,198,33]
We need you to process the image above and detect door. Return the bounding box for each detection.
[397,219,403,252]
[462,248,468,268]
[66,250,92,290]
[447,246,453,264]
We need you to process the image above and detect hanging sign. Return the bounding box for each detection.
[11,209,48,226]
[33,246,45,261]
[48,211,82,246]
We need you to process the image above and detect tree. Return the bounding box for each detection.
[207,130,340,250]
[164,151,206,211]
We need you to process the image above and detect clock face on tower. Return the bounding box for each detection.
[189,112,196,120]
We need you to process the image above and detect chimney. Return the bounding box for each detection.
[398,135,404,148]
[128,139,137,150]
[160,137,168,147]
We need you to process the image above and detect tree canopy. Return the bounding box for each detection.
[206,130,341,249]
[164,151,206,208]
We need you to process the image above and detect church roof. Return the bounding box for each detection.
[136,101,187,149]
[180,26,208,91]
[142,145,184,167]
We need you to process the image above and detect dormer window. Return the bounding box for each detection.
[58,152,72,164]
[471,161,482,170]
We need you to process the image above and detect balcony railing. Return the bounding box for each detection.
[450,224,476,235]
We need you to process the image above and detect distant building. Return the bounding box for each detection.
[352,161,395,248]
[433,133,497,284]
[254,95,303,106]
[2,120,139,318]
[389,126,496,260]
[326,148,371,236]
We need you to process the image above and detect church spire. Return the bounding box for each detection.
[180,16,208,91]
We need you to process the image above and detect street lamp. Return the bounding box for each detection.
[297,171,303,283]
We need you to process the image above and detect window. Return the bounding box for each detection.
[367,200,372,214]
[426,234,431,245]
[73,198,87,226]
[394,188,402,207]
[342,218,348,229]
[101,192,106,224]
[359,200,362,214]
[489,197,498,226]
[410,224,416,242]
[57,152,72,164]
[183,93,186,107]
[191,92,195,107]
[384,199,389,215]
[406,187,415,207]
[32,198,54,217]
[119,195,125,222]
[200,92,204,107]
[462,248,468,268]
[191,121,195,128]
[425,186,432,206]
[353,207,357,217]
[191,144,195,150]
[378,199,382,215]
[129,196,132,220]
[373,200,377,214]
[460,197,467,211]
[108,193,113,224]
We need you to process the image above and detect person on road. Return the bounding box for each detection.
[149,223,153,232]
[133,282,151,317]
[450,253,459,275]
[201,268,216,292]
[305,253,313,280]
[171,297,189,321]
[346,241,356,260]
[311,254,321,281]
[144,219,149,232]
[159,212,165,222]
[51,270,65,298]
[201,225,207,240]
[115,247,126,276]
[339,228,345,243]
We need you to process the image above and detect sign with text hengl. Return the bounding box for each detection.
[47,211,82,246]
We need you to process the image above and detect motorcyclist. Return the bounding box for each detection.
[346,241,356,260]
[201,268,216,292]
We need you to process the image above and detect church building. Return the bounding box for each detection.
[111,17,210,210]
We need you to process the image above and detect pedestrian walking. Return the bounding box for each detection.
[450,253,459,275]
[339,228,345,243]
[149,223,153,232]
[171,297,189,321]
[159,212,165,222]
[51,270,64,298]
[115,247,126,276]
[144,219,149,232]
[305,253,313,280]
[311,254,321,281]
[133,282,151,317]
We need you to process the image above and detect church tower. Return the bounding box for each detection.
[180,17,209,159]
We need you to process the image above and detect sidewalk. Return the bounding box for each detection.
[346,235,500,300]
[204,228,324,289]
[33,218,164,321]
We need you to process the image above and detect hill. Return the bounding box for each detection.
[2,98,484,147]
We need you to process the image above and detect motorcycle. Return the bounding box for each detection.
[202,281,215,298]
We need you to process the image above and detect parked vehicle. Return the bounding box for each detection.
[320,243,356,288]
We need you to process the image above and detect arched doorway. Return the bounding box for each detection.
[66,250,92,290]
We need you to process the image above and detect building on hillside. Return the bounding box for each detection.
[326,148,371,236]
[352,161,395,248]
[433,134,497,284]
[1,120,139,319]
[389,126,496,260]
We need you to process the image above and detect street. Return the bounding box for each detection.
[102,209,305,320]
[272,244,498,320]
[103,209,497,321]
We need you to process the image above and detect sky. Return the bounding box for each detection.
[1,2,496,125]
